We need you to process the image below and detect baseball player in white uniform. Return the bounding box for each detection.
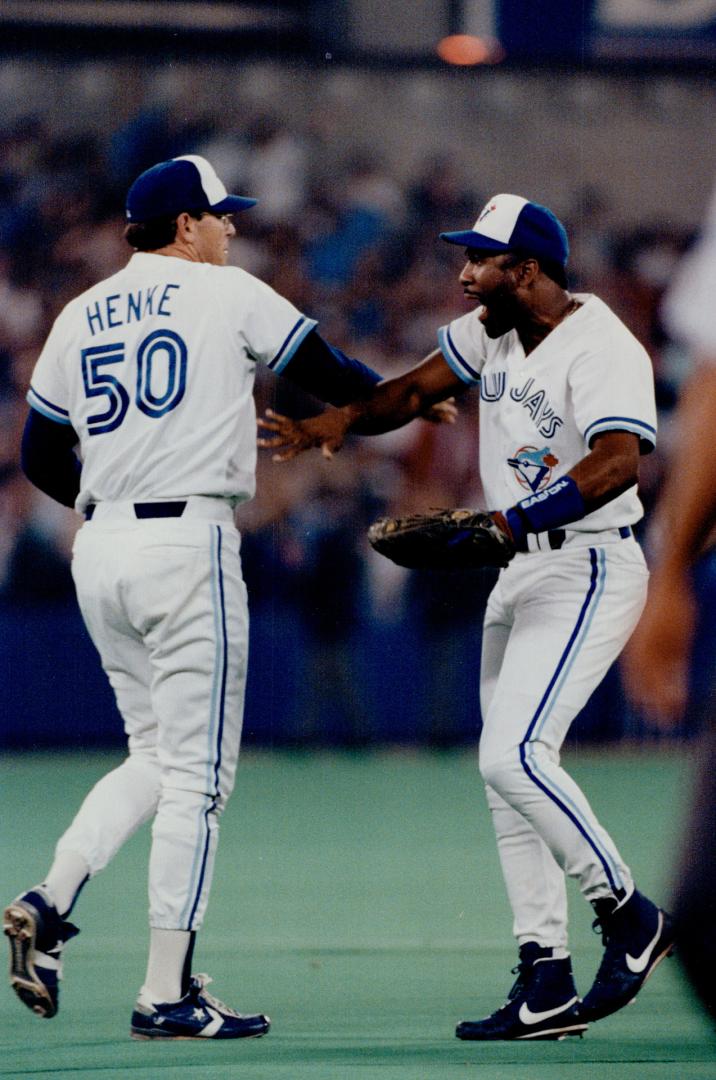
[4,155,387,1039]
[258,194,675,1039]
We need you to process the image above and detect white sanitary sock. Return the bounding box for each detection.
[142,928,193,1004]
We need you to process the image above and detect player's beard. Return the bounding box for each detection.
[478,283,519,338]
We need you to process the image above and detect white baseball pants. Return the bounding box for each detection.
[478,535,649,948]
[58,498,248,931]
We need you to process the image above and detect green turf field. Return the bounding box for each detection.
[1,748,713,1079]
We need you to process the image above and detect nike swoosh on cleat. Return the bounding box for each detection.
[626,911,664,974]
[518,996,578,1025]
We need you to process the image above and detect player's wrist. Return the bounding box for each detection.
[504,475,586,550]
[343,400,363,419]
[341,401,365,431]
[490,510,518,547]
[349,399,387,434]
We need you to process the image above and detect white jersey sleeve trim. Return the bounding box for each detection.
[268,316,318,374]
[584,415,656,451]
[27,386,73,425]
[437,325,481,385]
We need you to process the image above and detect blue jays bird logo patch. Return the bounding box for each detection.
[508,446,559,493]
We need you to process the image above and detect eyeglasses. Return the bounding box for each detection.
[201,212,233,227]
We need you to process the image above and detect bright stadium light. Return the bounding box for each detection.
[436,34,505,66]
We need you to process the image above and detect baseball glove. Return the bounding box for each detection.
[367,508,515,571]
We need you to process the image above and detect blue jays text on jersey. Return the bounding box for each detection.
[481,372,564,440]
[438,293,656,528]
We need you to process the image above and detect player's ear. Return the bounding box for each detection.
[174,211,197,241]
[514,257,539,287]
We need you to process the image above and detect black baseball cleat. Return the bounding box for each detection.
[130,973,271,1040]
[456,942,587,1041]
[580,889,675,1023]
[4,886,79,1018]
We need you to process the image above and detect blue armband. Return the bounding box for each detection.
[504,476,586,550]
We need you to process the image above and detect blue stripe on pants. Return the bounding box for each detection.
[182,526,228,929]
[519,547,624,894]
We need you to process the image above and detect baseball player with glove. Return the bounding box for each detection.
[3,154,402,1039]
[259,193,675,1039]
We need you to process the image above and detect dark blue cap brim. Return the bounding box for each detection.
[213,195,258,213]
[440,230,509,250]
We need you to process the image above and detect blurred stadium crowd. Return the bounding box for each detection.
[0,102,703,747]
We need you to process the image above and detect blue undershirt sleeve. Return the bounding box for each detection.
[21,408,81,509]
[278,329,382,406]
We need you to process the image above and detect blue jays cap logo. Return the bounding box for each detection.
[508,446,559,493]
[477,201,498,223]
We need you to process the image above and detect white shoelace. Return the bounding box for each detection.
[192,974,245,1018]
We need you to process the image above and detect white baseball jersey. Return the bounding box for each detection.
[438,294,657,530]
[27,252,316,512]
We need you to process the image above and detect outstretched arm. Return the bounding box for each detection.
[623,361,716,722]
[258,349,464,461]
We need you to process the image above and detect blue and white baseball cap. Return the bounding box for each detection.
[126,154,257,223]
[440,194,569,268]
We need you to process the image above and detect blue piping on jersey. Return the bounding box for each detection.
[185,799,217,931]
[182,525,228,930]
[269,316,318,374]
[437,325,481,383]
[584,415,656,447]
[27,388,72,424]
[519,547,624,894]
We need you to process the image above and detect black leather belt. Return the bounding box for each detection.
[85,501,187,521]
[547,525,632,550]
